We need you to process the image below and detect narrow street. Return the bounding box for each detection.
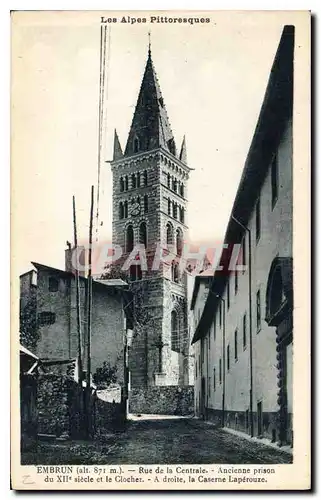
[22,415,292,465]
[104,415,292,465]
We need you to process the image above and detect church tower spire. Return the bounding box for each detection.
[124,44,177,158]
[110,43,192,395]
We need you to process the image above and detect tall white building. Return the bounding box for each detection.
[191,25,294,447]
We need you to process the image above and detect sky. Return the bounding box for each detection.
[11,11,302,275]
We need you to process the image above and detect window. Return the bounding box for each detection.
[143,170,148,186]
[167,173,171,188]
[180,207,185,224]
[38,311,56,326]
[227,279,230,309]
[126,225,134,253]
[271,152,278,207]
[176,228,183,256]
[256,197,261,242]
[120,177,124,192]
[167,199,171,215]
[227,345,230,371]
[219,358,222,384]
[173,203,178,219]
[131,173,137,189]
[119,202,124,220]
[130,264,142,282]
[137,172,141,188]
[166,223,174,245]
[139,222,147,247]
[180,183,185,197]
[125,176,129,191]
[172,262,179,283]
[243,313,247,350]
[256,289,261,332]
[213,368,216,391]
[234,329,238,361]
[144,195,149,213]
[49,277,59,292]
[235,271,238,295]
[124,201,128,218]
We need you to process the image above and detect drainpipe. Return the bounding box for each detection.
[216,295,226,428]
[232,216,254,438]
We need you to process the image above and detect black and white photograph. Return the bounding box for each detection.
[11,10,310,490]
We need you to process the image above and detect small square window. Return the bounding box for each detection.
[49,277,59,292]
[38,311,56,326]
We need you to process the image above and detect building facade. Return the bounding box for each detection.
[191,26,294,447]
[110,45,193,404]
[19,256,128,387]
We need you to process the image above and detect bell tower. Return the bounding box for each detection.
[110,45,192,395]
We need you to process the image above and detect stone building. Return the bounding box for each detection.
[110,45,194,412]
[191,26,294,447]
[19,252,128,385]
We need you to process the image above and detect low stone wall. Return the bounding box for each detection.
[94,397,127,437]
[129,386,194,416]
[37,374,85,438]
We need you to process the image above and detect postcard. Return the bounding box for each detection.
[11,10,311,490]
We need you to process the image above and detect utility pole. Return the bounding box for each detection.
[86,185,94,437]
[72,196,83,385]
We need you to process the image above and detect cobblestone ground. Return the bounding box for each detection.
[23,416,292,465]
[105,416,292,465]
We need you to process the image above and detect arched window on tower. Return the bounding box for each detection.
[139,222,147,248]
[167,173,171,188]
[171,309,179,352]
[125,176,129,191]
[137,172,141,188]
[166,222,174,246]
[134,136,140,153]
[124,201,128,218]
[144,195,149,214]
[180,207,185,224]
[131,173,137,189]
[120,178,124,192]
[171,262,179,283]
[176,228,183,257]
[180,183,184,197]
[126,225,134,253]
[173,203,178,219]
[143,170,148,186]
[168,199,171,216]
[119,202,124,220]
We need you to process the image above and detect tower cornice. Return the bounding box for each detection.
[109,146,192,174]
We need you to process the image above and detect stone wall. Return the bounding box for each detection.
[94,397,127,437]
[129,386,194,416]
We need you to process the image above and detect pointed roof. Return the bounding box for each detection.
[179,135,187,163]
[124,49,177,158]
[113,129,123,160]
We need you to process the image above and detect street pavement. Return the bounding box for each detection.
[104,415,292,464]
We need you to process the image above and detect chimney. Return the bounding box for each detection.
[65,242,87,277]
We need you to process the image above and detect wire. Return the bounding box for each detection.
[95,24,110,243]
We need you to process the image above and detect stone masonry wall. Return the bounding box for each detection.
[129,386,194,416]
